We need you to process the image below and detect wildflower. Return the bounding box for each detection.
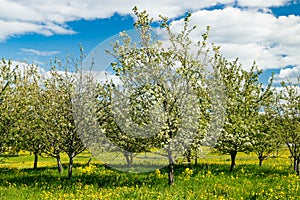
[183,168,193,176]
[154,169,162,178]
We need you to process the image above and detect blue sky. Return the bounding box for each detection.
[0,0,300,84]
[0,14,135,67]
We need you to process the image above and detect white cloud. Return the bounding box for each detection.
[237,0,291,8]
[2,59,46,78]
[0,0,295,42]
[274,65,300,83]
[89,71,121,85]
[7,60,28,70]
[0,0,299,82]
[169,7,300,71]
[0,0,236,41]
[0,19,75,42]
[21,48,60,56]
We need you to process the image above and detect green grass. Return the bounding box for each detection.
[0,151,299,199]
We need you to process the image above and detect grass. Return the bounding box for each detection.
[0,150,299,199]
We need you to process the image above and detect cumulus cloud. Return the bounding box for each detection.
[169,7,300,72]
[237,0,291,8]
[274,65,300,83]
[7,60,28,69]
[0,19,75,42]
[0,0,299,82]
[0,0,235,41]
[1,59,46,78]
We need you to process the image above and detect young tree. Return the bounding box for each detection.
[0,59,19,157]
[39,68,68,174]
[213,57,271,171]
[10,63,49,169]
[53,67,86,178]
[249,79,276,167]
[279,78,300,175]
[104,8,219,185]
[251,111,281,166]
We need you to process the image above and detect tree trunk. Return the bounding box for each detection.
[296,157,299,176]
[87,157,92,166]
[194,151,198,165]
[130,153,133,167]
[168,162,175,185]
[167,149,175,185]
[57,154,63,174]
[230,151,237,171]
[124,151,133,168]
[68,156,74,179]
[258,153,263,167]
[259,158,263,167]
[294,156,297,172]
[186,149,191,164]
[33,152,38,169]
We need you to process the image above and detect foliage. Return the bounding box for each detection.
[278,77,300,175]
[250,101,282,166]
[0,59,19,156]
[11,63,48,169]
[46,61,86,178]
[213,56,274,170]
[104,7,221,184]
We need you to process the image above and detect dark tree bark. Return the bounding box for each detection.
[259,158,263,167]
[57,154,63,174]
[258,153,264,167]
[296,157,299,176]
[167,149,175,185]
[33,152,38,169]
[87,157,92,166]
[186,149,191,164]
[124,151,133,168]
[293,156,297,172]
[68,155,74,179]
[230,151,237,171]
[168,162,175,185]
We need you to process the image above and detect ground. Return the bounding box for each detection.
[0,150,299,199]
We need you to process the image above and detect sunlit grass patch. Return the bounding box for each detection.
[0,149,299,199]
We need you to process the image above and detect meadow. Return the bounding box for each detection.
[0,150,299,200]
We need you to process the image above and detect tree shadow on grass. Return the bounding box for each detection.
[0,163,295,189]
